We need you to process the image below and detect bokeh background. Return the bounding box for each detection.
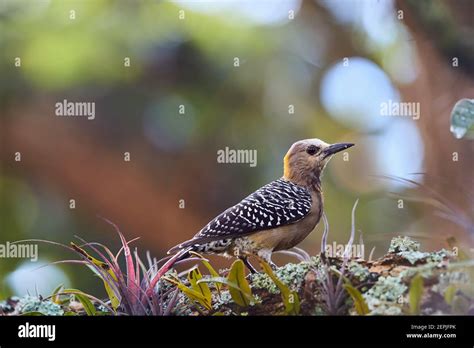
[1,0,473,299]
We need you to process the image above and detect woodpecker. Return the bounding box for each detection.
[168,139,354,272]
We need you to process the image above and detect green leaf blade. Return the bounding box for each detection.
[227,260,253,307]
[409,274,424,315]
[259,260,300,315]
[343,284,369,315]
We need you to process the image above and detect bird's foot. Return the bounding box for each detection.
[256,249,278,270]
[268,261,278,270]
[240,256,258,274]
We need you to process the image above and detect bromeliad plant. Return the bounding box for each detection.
[317,200,370,315]
[15,218,202,315]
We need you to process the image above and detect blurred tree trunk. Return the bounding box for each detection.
[397,0,474,241]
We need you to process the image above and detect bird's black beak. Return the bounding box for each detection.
[322,142,354,159]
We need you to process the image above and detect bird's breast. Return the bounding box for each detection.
[238,189,323,252]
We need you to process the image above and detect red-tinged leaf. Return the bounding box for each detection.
[102,217,139,299]
[146,247,191,297]
[118,232,137,289]
[134,248,141,286]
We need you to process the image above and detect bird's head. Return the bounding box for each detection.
[283,138,354,187]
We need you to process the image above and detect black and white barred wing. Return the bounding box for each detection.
[168,179,312,253]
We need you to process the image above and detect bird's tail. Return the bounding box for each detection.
[145,245,193,297]
[166,239,196,255]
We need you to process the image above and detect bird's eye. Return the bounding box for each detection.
[306,145,319,155]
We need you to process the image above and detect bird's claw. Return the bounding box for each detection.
[240,256,258,274]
